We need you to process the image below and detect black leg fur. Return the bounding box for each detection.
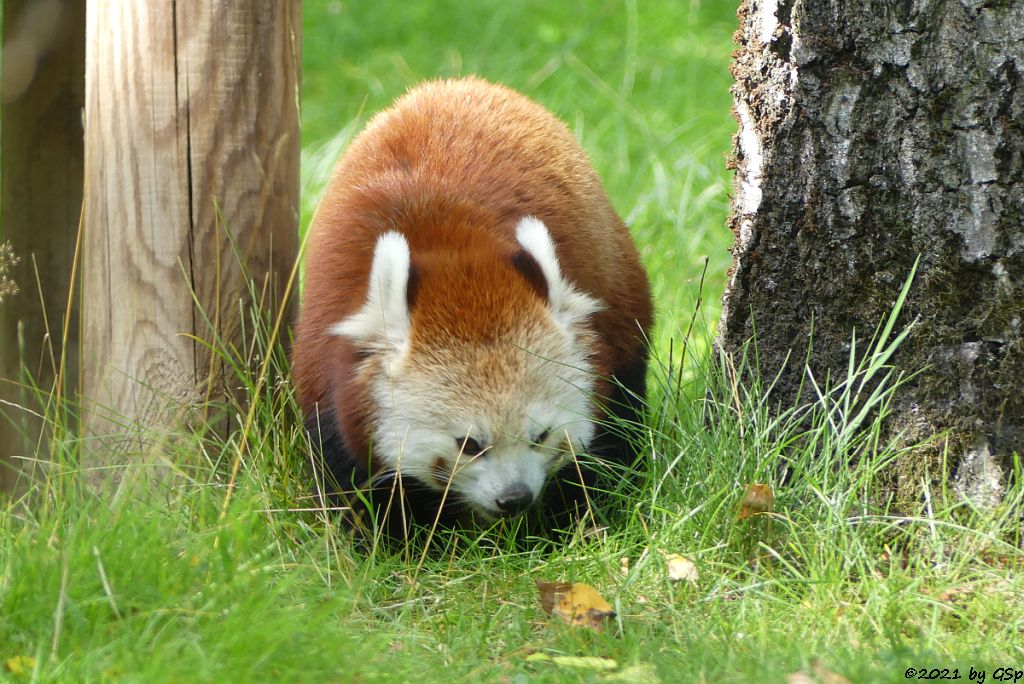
[535,352,650,532]
[305,412,461,540]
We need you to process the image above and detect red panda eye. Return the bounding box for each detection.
[535,429,551,445]
[457,436,485,456]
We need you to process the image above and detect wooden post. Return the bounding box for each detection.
[0,0,85,491]
[81,2,300,471]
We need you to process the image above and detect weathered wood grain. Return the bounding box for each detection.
[82,1,299,469]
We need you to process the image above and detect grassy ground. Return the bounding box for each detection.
[3,1,1024,682]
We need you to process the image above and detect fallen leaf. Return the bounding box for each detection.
[738,483,774,520]
[525,653,618,671]
[535,579,616,630]
[935,585,974,603]
[811,660,852,684]
[664,553,699,583]
[787,658,852,683]
[4,656,36,675]
[620,556,630,576]
[603,663,662,683]
[535,580,571,615]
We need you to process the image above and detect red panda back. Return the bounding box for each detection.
[295,77,651,418]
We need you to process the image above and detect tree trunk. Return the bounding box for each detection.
[81,1,300,471]
[1,0,85,491]
[721,0,1023,507]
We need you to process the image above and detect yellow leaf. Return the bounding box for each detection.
[4,656,37,675]
[535,579,570,615]
[738,483,774,520]
[525,653,619,671]
[664,553,699,583]
[535,579,616,630]
[604,663,662,683]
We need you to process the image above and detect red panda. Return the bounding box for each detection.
[293,77,652,534]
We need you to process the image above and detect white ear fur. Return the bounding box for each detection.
[328,232,411,351]
[515,216,603,327]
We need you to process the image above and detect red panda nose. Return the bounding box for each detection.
[495,486,534,516]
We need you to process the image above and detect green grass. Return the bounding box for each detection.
[4,1,1024,683]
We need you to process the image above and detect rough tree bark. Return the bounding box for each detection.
[721,0,1022,507]
[1,0,84,490]
[82,1,300,472]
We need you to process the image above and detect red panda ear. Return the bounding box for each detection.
[328,232,412,352]
[514,217,603,328]
[509,249,549,301]
[405,260,421,311]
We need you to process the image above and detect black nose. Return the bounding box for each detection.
[495,486,534,516]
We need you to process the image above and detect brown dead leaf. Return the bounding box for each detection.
[664,553,699,583]
[786,673,816,684]
[738,483,774,520]
[811,659,852,684]
[535,580,571,615]
[535,579,616,630]
[787,661,851,684]
[935,585,974,603]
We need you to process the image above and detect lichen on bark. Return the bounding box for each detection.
[721,0,1023,507]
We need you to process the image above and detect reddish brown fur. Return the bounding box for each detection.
[293,77,652,484]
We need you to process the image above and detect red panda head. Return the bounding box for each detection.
[329,217,603,519]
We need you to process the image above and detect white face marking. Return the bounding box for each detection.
[340,219,603,519]
[368,333,597,518]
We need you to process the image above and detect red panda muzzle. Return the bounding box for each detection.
[494,485,535,517]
